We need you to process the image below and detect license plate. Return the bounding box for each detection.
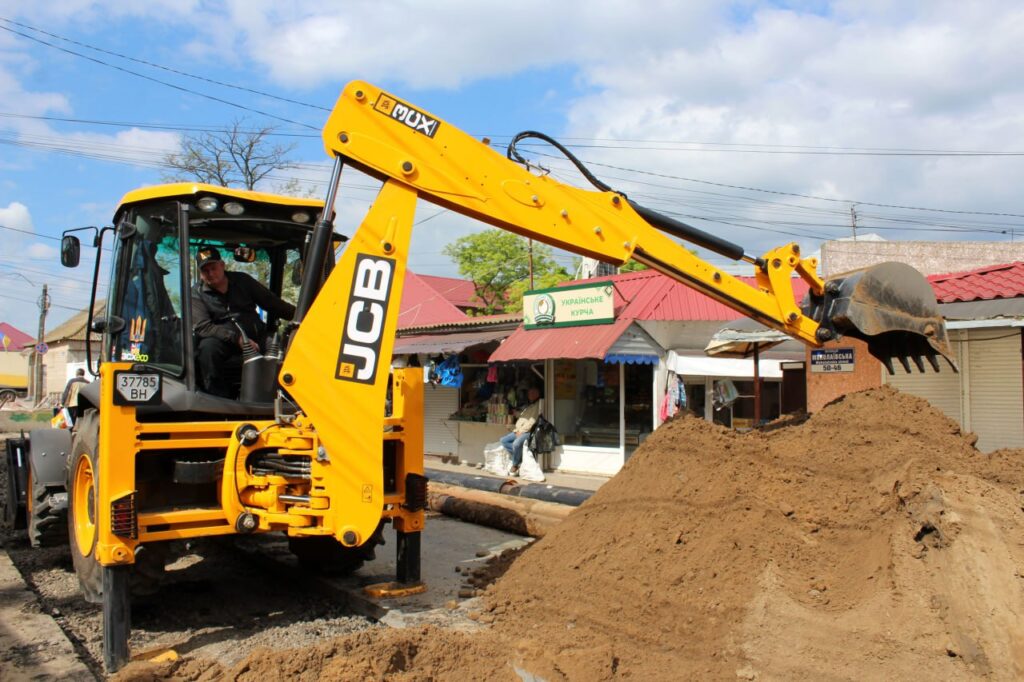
[113,371,162,405]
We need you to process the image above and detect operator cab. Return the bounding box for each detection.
[61,184,334,413]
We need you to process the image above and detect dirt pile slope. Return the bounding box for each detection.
[122,387,1024,681]
[486,386,1024,680]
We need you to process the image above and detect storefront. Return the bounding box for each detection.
[392,318,519,461]
[489,281,664,475]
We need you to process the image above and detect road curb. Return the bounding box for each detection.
[0,546,94,680]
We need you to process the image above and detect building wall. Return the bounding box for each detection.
[805,338,882,412]
[822,240,1024,278]
[886,328,1023,452]
[0,351,29,388]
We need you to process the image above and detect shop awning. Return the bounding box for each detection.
[488,319,666,363]
[393,328,513,355]
[666,350,785,379]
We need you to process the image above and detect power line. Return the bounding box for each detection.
[0,21,318,130]
[0,17,330,113]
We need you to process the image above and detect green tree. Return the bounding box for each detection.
[443,230,570,314]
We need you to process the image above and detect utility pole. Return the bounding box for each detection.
[33,284,50,404]
[528,238,535,289]
[849,204,858,240]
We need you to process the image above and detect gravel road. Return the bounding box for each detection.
[0,433,376,676]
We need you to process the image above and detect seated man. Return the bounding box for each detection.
[190,247,295,397]
[500,387,542,476]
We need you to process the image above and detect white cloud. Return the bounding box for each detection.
[0,201,32,231]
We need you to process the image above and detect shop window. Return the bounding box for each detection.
[624,363,653,452]
[557,358,618,448]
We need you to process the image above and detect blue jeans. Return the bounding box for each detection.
[500,431,530,469]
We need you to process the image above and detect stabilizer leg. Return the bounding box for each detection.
[396,529,421,583]
[363,529,426,598]
[102,565,131,673]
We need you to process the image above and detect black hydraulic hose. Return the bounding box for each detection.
[629,201,746,261]
[505,130,748,263]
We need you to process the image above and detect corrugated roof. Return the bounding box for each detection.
[415,274,485,310]
[562,270,810,322]
[0,322,34,351]
[398,313,522,334]
[928,261,1024,303]
[491,270,811,362]
[397,272,467,327]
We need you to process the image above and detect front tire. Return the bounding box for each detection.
[69,409,101,602]
[68,410,166,603]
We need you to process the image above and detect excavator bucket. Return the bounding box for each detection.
[802,262,957,374]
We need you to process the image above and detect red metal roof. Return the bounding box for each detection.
[490,270,810,362]
[398,272,467,328]
[415,274,485,310]
[928,261,1024,303]
[0,322,34,351]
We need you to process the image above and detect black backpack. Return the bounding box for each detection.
[528,416,559,455]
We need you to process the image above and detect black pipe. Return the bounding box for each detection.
[629,200,746,261]
[427,469,510,494]
[426,468,595,507]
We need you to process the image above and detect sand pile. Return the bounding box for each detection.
[121,387,1024,681]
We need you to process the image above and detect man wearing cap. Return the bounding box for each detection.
[191,247,295,397]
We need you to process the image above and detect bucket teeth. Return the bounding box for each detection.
[882,357,896,375]
[804,262,958,373]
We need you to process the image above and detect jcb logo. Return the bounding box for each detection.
[373,93,440,138]
[336,255,395,383]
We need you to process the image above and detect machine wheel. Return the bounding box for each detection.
[68,410,166,604]
[288,535,377,575]
[69,413,102,602]
[28,455,68,548]
[2,439,27,531]
[0,388,16,406]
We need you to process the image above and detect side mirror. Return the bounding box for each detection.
[61,235,81,268]
[233,246,257,263]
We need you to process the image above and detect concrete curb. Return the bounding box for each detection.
[0,546,94,680]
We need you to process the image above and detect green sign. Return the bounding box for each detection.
[523,281,615,329]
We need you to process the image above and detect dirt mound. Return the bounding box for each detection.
[123,387,1024,680]
[485,386,1024,679]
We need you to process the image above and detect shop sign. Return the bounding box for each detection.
[523,281,615,329]
[810,347,854,373]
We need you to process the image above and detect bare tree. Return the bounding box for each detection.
[162,119,298,190]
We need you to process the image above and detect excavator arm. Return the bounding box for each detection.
[314,81,954,372]
[277,80,954,548]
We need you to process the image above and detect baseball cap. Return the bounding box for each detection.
[196,247,222,270]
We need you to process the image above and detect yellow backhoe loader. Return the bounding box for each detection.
[3,81,954,672]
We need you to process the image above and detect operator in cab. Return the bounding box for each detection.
[191,247,295,397]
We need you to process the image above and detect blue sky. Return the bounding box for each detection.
[1,1,1023,335]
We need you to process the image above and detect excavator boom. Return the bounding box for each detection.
[306,81,953,378]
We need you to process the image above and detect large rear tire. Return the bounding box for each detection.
[68,410,166,604]
[28,456,68,548]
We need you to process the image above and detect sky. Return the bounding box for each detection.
[1,0,1023,336]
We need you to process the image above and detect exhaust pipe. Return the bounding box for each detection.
[803,262,957,374]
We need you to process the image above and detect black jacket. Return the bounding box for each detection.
[191,271,295,344]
